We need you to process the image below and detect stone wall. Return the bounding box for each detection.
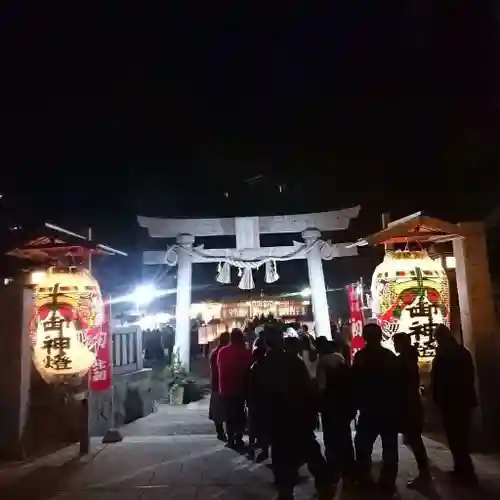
[89,368,160,437]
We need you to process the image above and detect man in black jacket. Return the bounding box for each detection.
[431,324,478,486]
[317,340,356,487]
[393,332,430,488]
[249,326,333,500]
[353,324,402,497]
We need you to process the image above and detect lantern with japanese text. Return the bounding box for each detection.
[30,267,105,384]
[370,250,450,359]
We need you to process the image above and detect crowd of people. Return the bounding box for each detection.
[143,325,175,366]
[209,322,478,500]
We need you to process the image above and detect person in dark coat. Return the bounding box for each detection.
[315,336,330,357]
[331,323,351,365]
[248,334,270,461]
[299,334,319,380]
[144,329,165,365]
[208,331,230,441]
[317,340,356,487]
[352,324,402,497]
[252,334,267,364]
[393,332,430,487]
[431,324,478,485]
[218,328,253,449]
[162,325,175,365]
[283,335,302,357]
[249,326,334,500]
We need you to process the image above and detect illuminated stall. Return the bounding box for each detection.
[191,298,308,322]
[371,250,450,359]
[193,298,309,345]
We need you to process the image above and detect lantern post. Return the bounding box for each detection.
[4,223,126,457]
[381,212,393,251]
[78,226,92,455]
[77,389,90,455]
[101,299,123,444]
[88,227,92,273]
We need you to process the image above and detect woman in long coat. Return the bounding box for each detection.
[209,332,230,440]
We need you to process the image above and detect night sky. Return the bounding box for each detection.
[1,4,500,299]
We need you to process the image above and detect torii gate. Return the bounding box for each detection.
[138,206,360,368]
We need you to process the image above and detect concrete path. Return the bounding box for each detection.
[1,398,499,500]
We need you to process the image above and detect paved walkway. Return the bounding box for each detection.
[1,399,499,500]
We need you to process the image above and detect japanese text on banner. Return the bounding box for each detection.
[90,299,112,392]
[347,284,365,357]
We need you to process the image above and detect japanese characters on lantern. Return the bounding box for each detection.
[30,267,105,383]
[370,250,450,359]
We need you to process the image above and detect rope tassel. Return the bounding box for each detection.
[238,267,255,290]
[265,259,279,283]
[216,261,231,284]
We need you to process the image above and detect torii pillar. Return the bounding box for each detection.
[303,228,331,339]
[174,233,195,371]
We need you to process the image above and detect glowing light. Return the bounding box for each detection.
[190,302,222,321]
[371,250,450,359]
[30,267,104,383]
[30,270,46,285]
[109,287,174,305]
[132,284,157,305]
[300,287,311,297]
[445,256,456,269]
[138,312,172,330]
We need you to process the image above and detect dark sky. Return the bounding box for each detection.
[1,3,500,296]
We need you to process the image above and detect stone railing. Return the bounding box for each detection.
[112,325,143,375]
[90,325,156,437]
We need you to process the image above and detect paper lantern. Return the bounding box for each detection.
[30,267,105,383]
[370,250,450,359]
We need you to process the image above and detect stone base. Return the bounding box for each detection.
[89,368,158,437]
[102,428,123,444]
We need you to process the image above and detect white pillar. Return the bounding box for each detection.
[175,233,195,371]
[303,228,332,340]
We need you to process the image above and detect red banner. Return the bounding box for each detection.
[347,284,365,357]
[90,299,112,392]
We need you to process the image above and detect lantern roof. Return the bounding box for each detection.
[348,212,466,248]
[4,222,127,263]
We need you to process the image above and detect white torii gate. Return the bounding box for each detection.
[138,206,360,369]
